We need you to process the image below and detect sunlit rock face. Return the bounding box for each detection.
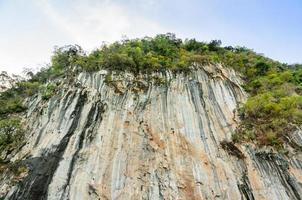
[2,64,302,200]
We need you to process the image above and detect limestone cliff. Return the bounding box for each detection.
[1,64,302,200]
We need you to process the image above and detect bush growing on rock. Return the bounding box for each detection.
[0,118,24,158]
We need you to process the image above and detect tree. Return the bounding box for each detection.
[255,62,270,75]
[208,40,222,51]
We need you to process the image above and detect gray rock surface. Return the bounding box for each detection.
[2,64,302,200]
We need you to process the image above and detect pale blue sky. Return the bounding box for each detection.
[0,0,301,74]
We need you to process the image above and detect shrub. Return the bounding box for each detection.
[17,81,40,96]
[237,84,302,149]
[0,91,26,117]
[0,118,24,155]
[41,83,57,100]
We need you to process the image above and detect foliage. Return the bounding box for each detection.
[17,81,40,96]
[0,89,27,117]
[152,76,167,86]
[50,45,84,76]
[41,83,57,100]
[235,68,302,149]
[0,118,24,158]
[38,33,288,78]
[104,73,113,84]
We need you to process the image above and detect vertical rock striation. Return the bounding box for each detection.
[2,64,302,199]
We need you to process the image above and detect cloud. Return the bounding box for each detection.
[0,0,166,75]
[36,0,166,50]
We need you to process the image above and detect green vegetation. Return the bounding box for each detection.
[41,83,57,100]
[61,34,231,73]
[0,118,24,158]
[0,90,26,117]
[152,76,167,86]
[0,88,27,162]
[0,33,301,152]
[234,68,302,149]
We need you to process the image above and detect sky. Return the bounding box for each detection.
[0,0,301,75]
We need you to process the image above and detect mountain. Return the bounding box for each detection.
[0,34,301,200]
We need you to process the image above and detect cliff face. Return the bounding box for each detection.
[2,64,302,200]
